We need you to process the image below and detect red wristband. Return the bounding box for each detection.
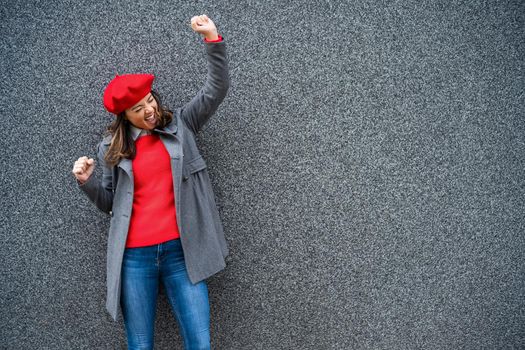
[204,34,223,43]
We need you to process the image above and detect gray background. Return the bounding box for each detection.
[1,0,524,349]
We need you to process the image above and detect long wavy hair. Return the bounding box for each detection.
[103,90,173,167]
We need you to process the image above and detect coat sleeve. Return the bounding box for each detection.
[77,141,114,215]
[180,39,230,134]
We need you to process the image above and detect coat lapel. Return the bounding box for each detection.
[155,115,184,234]
[117,157,133,179]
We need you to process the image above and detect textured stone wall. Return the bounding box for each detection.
[1,0,523,348]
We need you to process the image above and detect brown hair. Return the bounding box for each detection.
[103,90,173,167]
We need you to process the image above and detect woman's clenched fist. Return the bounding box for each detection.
[72,156,95,184]
[190,14,219,41]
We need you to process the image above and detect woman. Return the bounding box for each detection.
[72,14,229,349]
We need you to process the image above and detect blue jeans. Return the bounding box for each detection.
[120,238,211,350]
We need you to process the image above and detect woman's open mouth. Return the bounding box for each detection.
[145,114,157,127]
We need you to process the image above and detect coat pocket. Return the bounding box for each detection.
[183,156,207,182]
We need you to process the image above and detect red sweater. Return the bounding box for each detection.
[125,134,180,247]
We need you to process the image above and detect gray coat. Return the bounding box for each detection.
[78,40,229,321]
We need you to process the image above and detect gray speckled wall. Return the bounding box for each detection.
[1,0,524,349]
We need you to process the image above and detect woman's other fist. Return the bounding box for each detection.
[190,14,218,41]
[72,156,95,184]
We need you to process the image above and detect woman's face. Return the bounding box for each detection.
[124,92,159,130]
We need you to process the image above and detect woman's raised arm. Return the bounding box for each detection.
[181,15,230,134]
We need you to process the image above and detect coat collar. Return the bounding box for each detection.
[113,115,180,174]
[130,117,179,140]
[129,124,150,141]
[155,115,179,136]
[101,115,178,146]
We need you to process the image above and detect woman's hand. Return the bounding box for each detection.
[72,156,95,184]
[190,14,219,41]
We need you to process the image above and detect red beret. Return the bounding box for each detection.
[103,73,155,115]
